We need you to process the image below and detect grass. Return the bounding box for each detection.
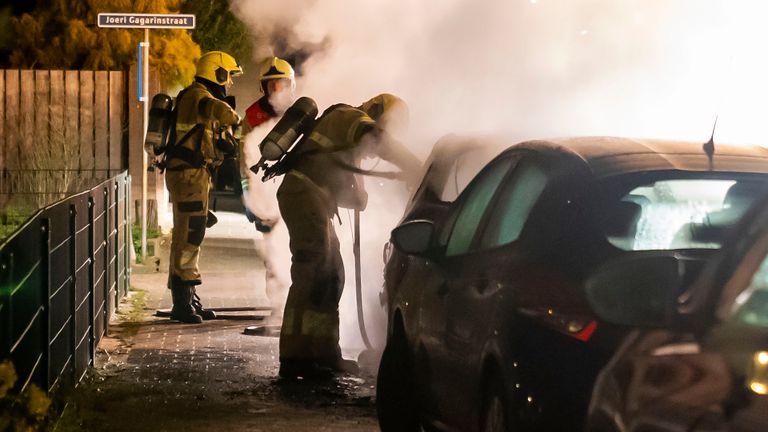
[0,206,35,244]
[131,224,163,263]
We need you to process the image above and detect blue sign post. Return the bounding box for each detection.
[98,13,196,262]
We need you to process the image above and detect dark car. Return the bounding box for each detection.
[375,136,768,432]
[585,192,768,432]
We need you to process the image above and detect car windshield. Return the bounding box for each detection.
[603,178,765,251]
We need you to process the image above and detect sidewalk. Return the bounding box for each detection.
[56,212,379,431]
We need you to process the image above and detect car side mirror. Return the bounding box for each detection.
[391,219,436,256]
[585,253,684,327]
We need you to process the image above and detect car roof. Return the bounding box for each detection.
[504,136,768,178]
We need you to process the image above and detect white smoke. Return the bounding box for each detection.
[231,0,768,355]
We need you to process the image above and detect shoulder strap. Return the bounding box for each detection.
[164,87,206,168]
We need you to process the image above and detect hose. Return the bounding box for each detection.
[354,209,373,350]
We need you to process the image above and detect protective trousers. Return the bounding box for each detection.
[167,167,211,286]
[277,171,344,365]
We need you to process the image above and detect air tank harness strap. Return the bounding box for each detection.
[164,124,205,171]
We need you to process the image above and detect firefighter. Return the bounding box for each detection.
[242,56,296,134]
[237,57,296,330]
[165,51,243,324]
[240,56,296,230]
[276,93,421,378]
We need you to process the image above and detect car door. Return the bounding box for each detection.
[438,156,551,430]
[420,154,518,426]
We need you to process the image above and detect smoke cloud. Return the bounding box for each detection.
[230,0,768,355]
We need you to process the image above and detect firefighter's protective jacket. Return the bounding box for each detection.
[288,104,378,211]
[166,80,240,171]
[239,96,277,179]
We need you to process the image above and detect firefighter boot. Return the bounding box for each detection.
[170,286,203,324]
[191,287,216,320]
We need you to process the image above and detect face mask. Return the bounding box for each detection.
[268,86,295,115]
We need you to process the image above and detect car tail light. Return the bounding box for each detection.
[569,320,598,342]
[520,308,598,342]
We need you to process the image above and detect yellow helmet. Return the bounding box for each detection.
[358,93,407,121]
[259,57,295,81]
[358,94,409,136]
[196,51,243,85]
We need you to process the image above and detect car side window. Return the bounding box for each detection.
[443,157,514,257]
[479,160,548,248]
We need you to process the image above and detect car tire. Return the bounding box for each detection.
[376,327,420,432]
[481,379,509,432]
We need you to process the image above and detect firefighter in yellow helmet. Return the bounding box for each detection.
[165,51,243,323]
[239,57,296,331]
[275,93,421,378]
[243,57,296,132]
[240,56,296,224]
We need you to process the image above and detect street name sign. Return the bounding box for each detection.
[97,13,195,29]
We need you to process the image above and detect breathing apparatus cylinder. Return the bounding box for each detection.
[259,96,318,161]
[144,93,174,155]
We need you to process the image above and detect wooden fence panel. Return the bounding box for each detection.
[49,71,65,169]
[79,71,94,173]
[5,70,19,171]
[65,71,79,173]
[0,68,127,197]
[34,71,50,166]
[94,72,108,173]
[19,71,34,170]
[108,72,124,173]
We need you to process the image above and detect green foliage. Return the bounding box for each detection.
[0,361,52,431]
[182,0,253,66]
[0,206,34,244]
[0,7,11,51]
[131,223,162,262]
[6,0,201,87]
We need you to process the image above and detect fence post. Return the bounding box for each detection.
[68,203,77,387]
[124,174,132,292]
[114,179,120,311]
[102,186,110,337]
[40,217,51,392]
[0,250,8,359]
[87,195,96,365]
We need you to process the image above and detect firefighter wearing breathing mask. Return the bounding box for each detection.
[275,93,421,379]
[165,51,243,324]
[240,57,296,230]
[238,57,296,331]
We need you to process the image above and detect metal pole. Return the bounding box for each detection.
[140,29,149,262]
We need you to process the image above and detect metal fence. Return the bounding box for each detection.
[0,171,131,393]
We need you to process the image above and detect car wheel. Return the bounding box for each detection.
[481,379,509,432]
[376,326,420,432]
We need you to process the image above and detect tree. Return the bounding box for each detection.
[0,7,11,52]
[181,0,253,66]
[6,0,201,87]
